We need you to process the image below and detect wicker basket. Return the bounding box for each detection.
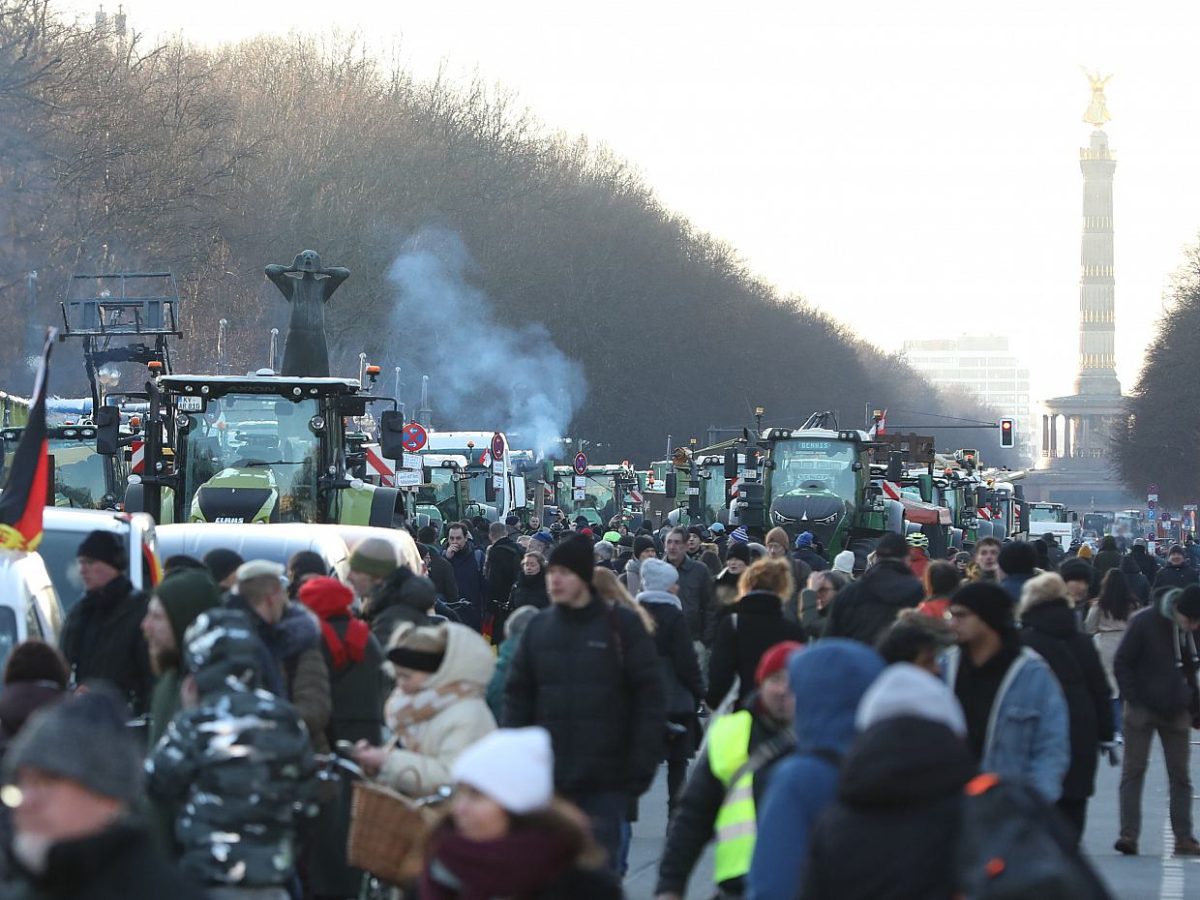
[346,780,437,885]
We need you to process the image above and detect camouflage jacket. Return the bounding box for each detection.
[146,686,317,887]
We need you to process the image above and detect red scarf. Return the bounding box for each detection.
[420,823,577,899]
[299,578,369,671]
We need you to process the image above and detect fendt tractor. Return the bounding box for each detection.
[700,412,916,564]
[84,253,405,528]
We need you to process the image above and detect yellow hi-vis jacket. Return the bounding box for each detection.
[707,709,756,883]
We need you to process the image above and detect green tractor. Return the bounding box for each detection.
[98,372,402,527]
[1,424,126,510]
[552,463,642,528]
[710,414,912,564]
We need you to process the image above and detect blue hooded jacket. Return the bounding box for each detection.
[747,639,884,900]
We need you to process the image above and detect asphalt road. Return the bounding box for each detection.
[624,733,1200,899]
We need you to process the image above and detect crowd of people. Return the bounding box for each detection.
[0,512,1195,898]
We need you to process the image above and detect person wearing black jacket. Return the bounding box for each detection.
[509,551,550,609]
[485,521,524,641]
[59,531,153,716]
[503,534,665,870]
[636,559,704,816]
[1113,585,1200,856]
[416,526,460,605]
[655,645,798,900]
[705,558,806,709]
[825,532,923,646]
[1119,553,1151,605]
[1017,573,1114,843]
[800,664,977,900]
[1130,540,1159,583]
[1153,546,1199,591]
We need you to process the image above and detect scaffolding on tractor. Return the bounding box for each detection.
[59,272,183,411]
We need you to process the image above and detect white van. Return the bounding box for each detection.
[0,552,64,672]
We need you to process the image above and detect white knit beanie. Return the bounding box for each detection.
[833,550,856,575]
[640,558,679,593]
[855,662,967,737]
[452,727,554,814]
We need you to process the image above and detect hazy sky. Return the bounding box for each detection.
[71,1,1200,410]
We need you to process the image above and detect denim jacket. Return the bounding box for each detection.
[942,645,1069,803]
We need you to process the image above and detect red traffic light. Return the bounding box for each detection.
[1000,418,1015,449]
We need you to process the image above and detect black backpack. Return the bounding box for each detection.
[955,774,1112,899]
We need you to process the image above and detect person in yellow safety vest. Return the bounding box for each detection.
[654,641,804,899]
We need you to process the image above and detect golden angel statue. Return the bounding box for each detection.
[1082,69,1112,128]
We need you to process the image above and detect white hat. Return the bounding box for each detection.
[832,550,856,575]
[855,663,967,737]
[452,727,554,814]
[235,559,285,582]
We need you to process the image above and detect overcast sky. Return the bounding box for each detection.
[71,1,1200,411]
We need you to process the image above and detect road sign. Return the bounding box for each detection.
[402,452,422,472]
[400,421,427,453]
[574,452,588,476]
[1147,510,1157,521]
[491,432,505,461]
[1185,505,1198,512]
[394,469,422,487]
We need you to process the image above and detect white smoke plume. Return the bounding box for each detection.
[387,228,587,457]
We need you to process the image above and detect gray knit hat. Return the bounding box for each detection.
[4,689,143,804]
[349,537,399,578]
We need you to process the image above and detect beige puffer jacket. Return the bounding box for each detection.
[377,623,497,796]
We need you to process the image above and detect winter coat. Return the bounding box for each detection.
[444,543,487,622]
[1153,562,1199,591]
[486,536,524,606]
[620,557,645,598]
[1130,546,1159,582]
[824,559,923,645]
[0,820,207,900]
[799,717,976,900]
[672,557,717,646]
[1119,555,1151,605]
[59,574,152,715]
[378,624,497,797]
[747,640,885,900]
[1018,595,1114,800]
[656,697,793,897]
[705,591,806,709]
[226,595,332,753]
[504,594,666,797]
[1114,592,1200,719]
[509,570,550,610]
[1000,572,1035,603]
[793,546,828,573]
[1084,604,1129,698]
[1092,548,1122,582]
[420,820,622,900]
[308,615,385,897]
[714,567,741,609]
[942,644,1070,803]
[638,591,704,726]
[486,635,521,721]
[147,685,316,888]
[424,548,460,606]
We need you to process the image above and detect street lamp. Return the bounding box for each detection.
[754,406,765,435]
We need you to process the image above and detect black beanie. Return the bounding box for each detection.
[951,582,1015,635]
[548,534,595,585]
[1177,584,1200,620]
[204,548,244,585]
[998,541,1037,576]
[633,536,657,559]
[1059,559,1093,584]
[726,543,752,565]
[875,532,909,560]
[76,530,126,570]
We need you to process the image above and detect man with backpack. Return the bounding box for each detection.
[503,533,665,870]
[1112,584,1200,856]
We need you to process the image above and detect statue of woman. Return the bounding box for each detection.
[1082,70,1112,128]
[265,250,350,377]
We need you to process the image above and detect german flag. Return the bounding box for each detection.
[0,328,56,551]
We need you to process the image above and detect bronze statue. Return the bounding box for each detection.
[1081,69,1112,128]
[265,250,349,377]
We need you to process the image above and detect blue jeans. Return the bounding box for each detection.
[1113,696,1123,735]
[572,791,627,873]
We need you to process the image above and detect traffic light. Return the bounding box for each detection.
[1000,418,1015,449]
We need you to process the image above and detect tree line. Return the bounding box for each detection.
[0,0,1012,463]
